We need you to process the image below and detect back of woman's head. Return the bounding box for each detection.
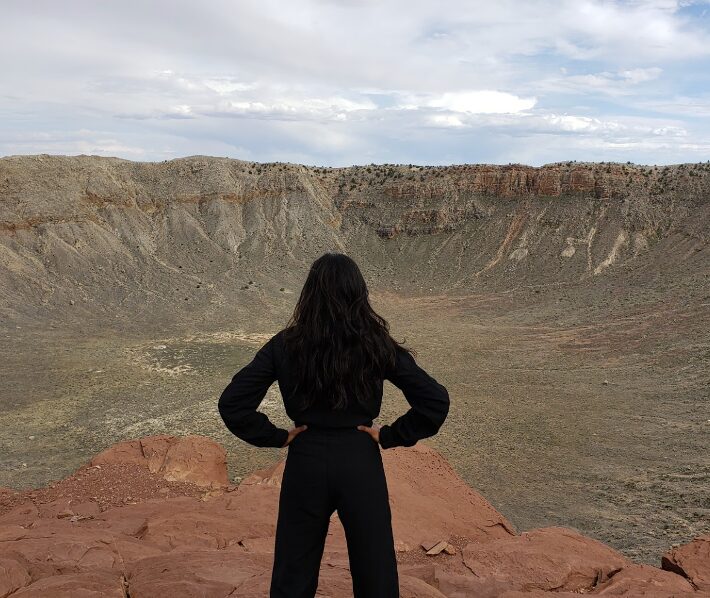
[282,251,414,411]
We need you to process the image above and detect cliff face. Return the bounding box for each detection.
[341,162,709,237]
[0,154,708,329]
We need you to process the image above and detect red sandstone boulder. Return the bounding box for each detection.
[592,563,697,595]
[461,526,631,594]
[90,434,228,487]
[661,534,710,592]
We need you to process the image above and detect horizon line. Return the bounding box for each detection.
[1,152,708,170]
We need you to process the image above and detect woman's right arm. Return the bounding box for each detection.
[378,347,450,449]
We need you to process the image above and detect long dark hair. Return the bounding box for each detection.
[281,252,415,411]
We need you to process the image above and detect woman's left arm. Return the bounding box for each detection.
[218,334,290,448]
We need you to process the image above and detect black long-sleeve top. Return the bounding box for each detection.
[218,329,450,449]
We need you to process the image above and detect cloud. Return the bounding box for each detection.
[534,67,665,98]
[428,114,466,127]
[398,90,537,114]
[620,67,664,84]
[636,94,710,117]
[1,129,150,157]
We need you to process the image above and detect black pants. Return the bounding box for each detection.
[270,424,400,597]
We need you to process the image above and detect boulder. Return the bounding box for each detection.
[592,563,697,595]
[461,526,630,593]
[90,434,228,487]
[661,534,710,592]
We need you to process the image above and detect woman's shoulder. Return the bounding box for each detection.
[272,327,290,343]
[269,328,289,357]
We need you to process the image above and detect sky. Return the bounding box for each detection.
[1,0,709,167]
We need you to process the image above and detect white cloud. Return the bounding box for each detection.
[1,129,150,157]
[422,90,536,114]
[392,89,537,119]
[202,78,258,94]
[534,67,665,97]
[206,95,377,120]
[620,67,663,84]
[637,95,710,117]
[428,114,466,127]
[542,114,622,133]
[535,113,687,138]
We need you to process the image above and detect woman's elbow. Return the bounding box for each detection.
[437,385,450,427]
[217,391,238,424]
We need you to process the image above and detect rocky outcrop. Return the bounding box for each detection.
[0,434,705,597]
[662,535,710,592]
[461,526,631,593]
[90,433,228,488]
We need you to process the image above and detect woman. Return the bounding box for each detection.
[218,252,450,598]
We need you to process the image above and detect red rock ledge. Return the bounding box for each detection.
[0,434,706,597]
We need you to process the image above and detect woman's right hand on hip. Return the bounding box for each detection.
[357,423,381,444]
